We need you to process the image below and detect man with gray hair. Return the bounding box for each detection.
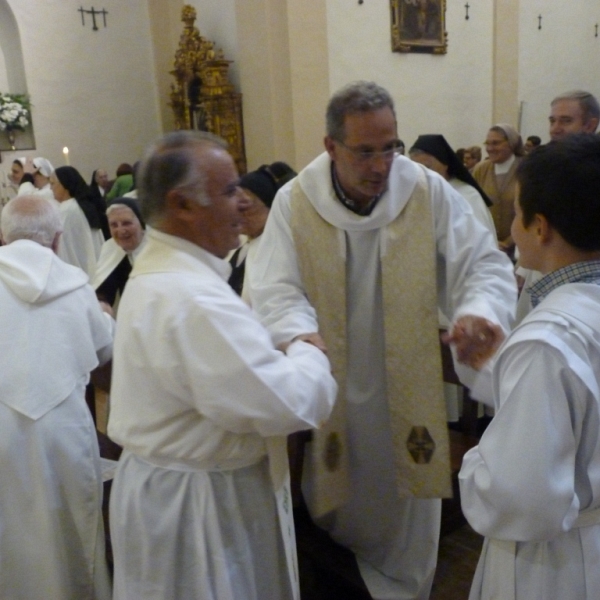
[107,131,337,600]
[549,89,600,142]
[0,195,114,599]
[248,81,517,599]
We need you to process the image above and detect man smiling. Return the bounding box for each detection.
[108,131,337,599]
[549,90,599,142]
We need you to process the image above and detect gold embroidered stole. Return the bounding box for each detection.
[290,169,451,517]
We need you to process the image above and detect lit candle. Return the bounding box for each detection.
[63,147,70,166]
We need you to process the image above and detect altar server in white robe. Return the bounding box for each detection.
[0,195,114,600]
[248,81,517,600]
[107,131,337,600]
[460,135,600,600]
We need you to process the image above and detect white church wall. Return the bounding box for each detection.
[0,0,27,93]
[3,0,161,181]
[325,0,495,152]
[518,0,600,143]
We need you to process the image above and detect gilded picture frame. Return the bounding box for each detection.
[390,0,448,54]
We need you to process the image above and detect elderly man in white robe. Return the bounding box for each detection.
[0,195,114,599]
[107,131,338,600]
[460,135,600,600]
[248,81,517,600]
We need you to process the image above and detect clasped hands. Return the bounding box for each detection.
[277,332,327,355]
[278,316,503,371]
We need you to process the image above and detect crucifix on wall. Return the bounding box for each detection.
[79,6,108,31]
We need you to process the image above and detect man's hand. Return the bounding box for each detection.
[277,332,328,355]
[99,301,114,318]
[442,315,505,370]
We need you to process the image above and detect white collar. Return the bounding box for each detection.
[298,153,421,231]
[493,153,516,175]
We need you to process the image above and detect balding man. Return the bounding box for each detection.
[549,90,600,142]
[0,195,114,599]
[107,131,337,600]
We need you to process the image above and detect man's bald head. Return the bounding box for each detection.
[1,195,62,249]
[138,130,228,227]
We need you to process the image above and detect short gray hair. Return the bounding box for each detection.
[326,81,396,141]
[1,195,62,247]
[551,90,600,125]
[138,130,228,226]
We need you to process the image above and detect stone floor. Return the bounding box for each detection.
[430,523,482,600]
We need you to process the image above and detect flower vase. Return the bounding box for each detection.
[7,128,16,151]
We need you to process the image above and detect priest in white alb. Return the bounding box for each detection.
[248,81,517,600]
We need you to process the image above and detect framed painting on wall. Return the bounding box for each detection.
[390,0,448,54]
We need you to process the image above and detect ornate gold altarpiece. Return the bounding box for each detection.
[169,5,247,174]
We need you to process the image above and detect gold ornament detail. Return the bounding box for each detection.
[169,5,247,174]
[406,426,436,464]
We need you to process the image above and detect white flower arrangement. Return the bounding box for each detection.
[0,93,31,132]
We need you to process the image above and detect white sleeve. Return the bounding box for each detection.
[431,173,517,329]
[247,183,320,347]
[429,173,517,387]
[174,290,337,437]
[459,339,584,541]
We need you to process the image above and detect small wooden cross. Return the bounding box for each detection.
[79,6,109,31]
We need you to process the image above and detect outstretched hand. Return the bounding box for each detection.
[442,315,505,370]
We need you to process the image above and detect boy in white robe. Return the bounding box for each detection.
[460,134,600,600]
[0,195,114,600]
[107,131,337,600]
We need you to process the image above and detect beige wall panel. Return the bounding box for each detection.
[236,0,295,170]
[493,0,519,127]
[286,0,330,169]
[147,0,185,134]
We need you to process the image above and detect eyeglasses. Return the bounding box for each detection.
[336,140,403,162]
[484,140,508,147]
